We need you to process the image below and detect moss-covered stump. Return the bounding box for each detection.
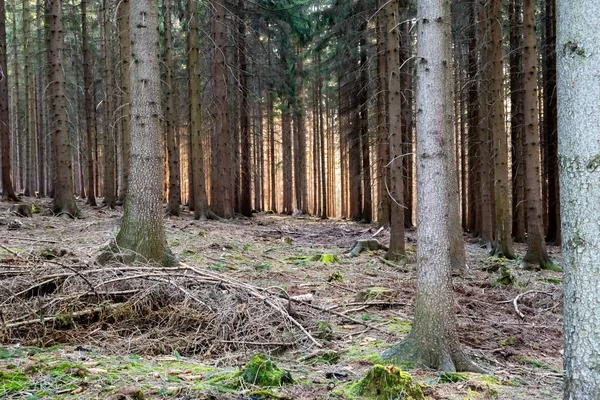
[353,365,424,400]
[241,355,293,387]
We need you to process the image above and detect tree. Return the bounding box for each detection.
[0,0,17,201]
[557,0,600,395]
[117,0,130,205]
[113,0,175,266]
[521,0,552,270]
[82,0,96,206]
[376,0,390,227]
[381,0,481,372]
[385,0,405,261]
[187,0,210,220]
[47,0,79,217]
[163,0,181,216]
[102,0,115,208]
[490,0,515,259]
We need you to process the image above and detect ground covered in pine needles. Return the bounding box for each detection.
[0,198,563,399]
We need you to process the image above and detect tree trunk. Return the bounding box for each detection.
[521,0,552,269]
[557,1,600,395]
[382,0,482,371]
[282,103,293,215]
[268,87,276,213]
[318,62,328,219]
[47,0,79,216]
[117,0,130,205]
[163,0,181,216]
[210,0,233,218]
[359,36,371,222]
[187,0,209,220]
[82,0,96,206]
[467,0,479,234]
[238,0,251,217]
[386,0,405,261]
[376,1,390,227]
[509,0,526,242]
[114,0,174,267]
[35,0,45,197]
[543,0,559,244]
[294,51,308,214]
[401,21,414,229]
[0,0,16,201]
[490,0,515,259]
[11,1,20,192]
[102,0,115,208]
[23,0,33,197]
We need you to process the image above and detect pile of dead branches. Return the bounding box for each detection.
[0,257,322,356]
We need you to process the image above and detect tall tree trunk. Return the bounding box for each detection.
[164,0,180,216]
[478,1,493,245]
[490,0,515,259]
[268,87,276,213]
[521,0,552,269]
[386,0,405,260]
[117,0,130,205]
[35,0,45,197]
[467,0,479,234]
[47,0,79,216]
[23,0,33,197]
[238,0,251,217]
[11,1,20,192]
[282,103,293,215]
[382,0,482,372]
[0,0,16,200]
[376,0,390,227]
[102,0,115,208]
[557,1,600,395]
[210,0,233,218]
[543,0,559,244]
[187,0,209,220]
[510,0,526,242]
[359,36,371,222]
[82,0,96,206]
[401,22,414,229]
[114,0,174,266]
[318,61,328,219]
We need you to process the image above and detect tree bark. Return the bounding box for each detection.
[557,0,600,395]
[521,0,552,269]
[102,0,115,209]
[376,0,390,227]
[117,0,130,205]
[47,0,79,216]
[23,0,33,197]
[81,0,96,206]
[114,0,174,267]
[238,0,251,217]
[382,0,481,372]
[490,0,515,259]
[386,0,405,261]
[0,0,16,201]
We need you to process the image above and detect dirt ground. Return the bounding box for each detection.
[0,198,563,399]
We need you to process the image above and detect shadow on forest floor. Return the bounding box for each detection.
[0,197,563,399]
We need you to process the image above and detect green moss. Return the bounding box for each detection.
[240,355,293,387]
[352,365,424,400]
[439,372,468,383]
[355,287,395,302]
[248,389,287,399]
[327,271,343,282]
[388,318,412,335]
[315,321,334,341]
[500,337,517,346]
[0,371,29,394]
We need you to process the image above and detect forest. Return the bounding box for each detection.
[0,0,597,399]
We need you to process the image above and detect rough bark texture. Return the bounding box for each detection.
[385,0,405,261]
[238,0,252,217]
[466,1,479,234]
[376,3,390,227]
[359,35,371,222]
[0,0,17,201]
[164,0,181,216]
[47,0,79,217]
[400,22,414,229]
[187,0,209,220]
[282,104,293,215]
[490,0,515,259]
[23,0,33,197]
[102,0,115,209]
[521,0,551,270]
[115,0,175,267]
[382,0,481,373]
[82,0,96,206]
[557,1,600,396]
[117,0,130,205]
[294,52,308,214]
[210,0,233,218]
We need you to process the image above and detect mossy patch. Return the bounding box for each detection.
[0,371,29,395]
[327,271,343,282]
[240,355,293,387]
[388,318,412,335]
[351,364,424,400]
[439,372,468,383]
[355,287,395,302]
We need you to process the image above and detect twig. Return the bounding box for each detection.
[378,256,408,272]
[5,304,123,329]
[217,340,293,347]
[3,236,60,244]
[498,290,554,319]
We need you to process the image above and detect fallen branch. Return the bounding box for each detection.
[498,290,554,319]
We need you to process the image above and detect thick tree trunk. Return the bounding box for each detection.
[164,0,181,216]
[35,0,45,197]
[318,66,328,219]
[187,0,209,220]
[117,0,130,205]
[11,1,20,192]
[386,0,405,261]
[543,0,559,244]
[490,0,515,259]
[521,0,552,269]
[557,1,600,396]
[82,0,96,206]
[359,37,371,222]
[23,0,33,197]
[282,104,293,215]
[47,0,79,216]
[0,0,16,201]
[382,0,481,371]
[114,0,174,267]
[102,0,115,209]
[210,0,233,218]
[401,22,414,229]
[238,0,251,217]
[467,1,479,234]
[295,52,308,214]
[509,0,526,242]
[376,1,390,227]
[268,88,277,213]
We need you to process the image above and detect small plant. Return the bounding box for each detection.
[327,271,343,282]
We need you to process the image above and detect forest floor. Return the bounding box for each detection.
[0,198,563,399]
